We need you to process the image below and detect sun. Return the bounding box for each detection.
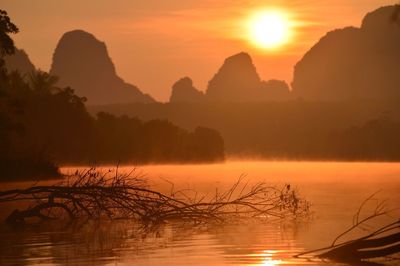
[247,10,292,49]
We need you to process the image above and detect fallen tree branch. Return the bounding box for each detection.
[0,168,310,227]
[295,194,400,263]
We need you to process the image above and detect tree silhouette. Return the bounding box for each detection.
[0,10,18,57]
[29,70,59,93]
[0,9,18,82]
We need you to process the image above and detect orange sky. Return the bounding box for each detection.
[2,0,395,101]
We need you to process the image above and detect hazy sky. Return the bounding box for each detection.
[2,0,395,101]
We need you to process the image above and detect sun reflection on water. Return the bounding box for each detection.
[1,163,398,266]
[261,258,283,266]
[260,250,282,266]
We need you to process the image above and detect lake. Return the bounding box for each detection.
[0,161,399,265]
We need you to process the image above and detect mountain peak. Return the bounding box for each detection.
[50,29,154,105]
[169,77,204,103]
[361,5,399,31]
[62,29,97,38]
[225,52,252,63]
[206,52,261,102]
[292,5,400,101]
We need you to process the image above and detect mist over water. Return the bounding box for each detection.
[111,160,400,246]
[2,161,395,265]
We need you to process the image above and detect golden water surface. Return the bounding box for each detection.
[0,161,399,265]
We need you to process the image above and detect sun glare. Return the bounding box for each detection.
[247,10,292,49]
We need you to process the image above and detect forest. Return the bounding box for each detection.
[0,70,224,180]
[0,11,224,181]
[91,101,400,161]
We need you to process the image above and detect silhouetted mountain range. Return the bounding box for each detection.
[88,5,400,159]
[260,79,291,101]
[4,5,400,105]
[205,52,291,102]
[2,4,400,165]
[292,5,400,101]
[4,48,35,77]
[206,52,261,102]
[4,47,293,104]
[50,30,154,105]
[169,52,291,103]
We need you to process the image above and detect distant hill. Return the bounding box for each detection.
[50,30,155,105]
[4,48,36,77]
[169,77,205,103]
[205,52,291,102]
[206,52,261,102]
[260,79,291,101]
[167,52,291,103]
[292,5,400,101]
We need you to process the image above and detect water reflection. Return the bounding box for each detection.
[1,162,399,265]
[0,220,318,266]
[261,254,282,266]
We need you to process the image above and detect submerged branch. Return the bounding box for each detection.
[0,168,310,227]
[295,194,400,263]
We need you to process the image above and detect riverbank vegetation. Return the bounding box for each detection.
[91,101,400,162]
[0,69,225,181]
[0,10,224,181]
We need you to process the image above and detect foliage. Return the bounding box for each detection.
[0,70,225,181]
[0,9,18,57]
[93,113,224,164]
[92,101,400,161]
[0,10,224,180]
[333,118,400,161]
[0,9,18,82]
[0,155,60,181]
[0,69,225,181]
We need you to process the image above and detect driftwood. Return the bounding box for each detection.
[0,168,310,227]
[296,193,400,264]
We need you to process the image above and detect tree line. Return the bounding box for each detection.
[92,100,400,162]
[0,70,224,179]
[0,10,224,180]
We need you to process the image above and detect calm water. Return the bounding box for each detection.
[0,161,399,266]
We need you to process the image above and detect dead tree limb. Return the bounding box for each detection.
[295,194,400,263]
[0,168,310,227]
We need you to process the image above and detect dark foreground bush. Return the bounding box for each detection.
[0,156,60,182]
